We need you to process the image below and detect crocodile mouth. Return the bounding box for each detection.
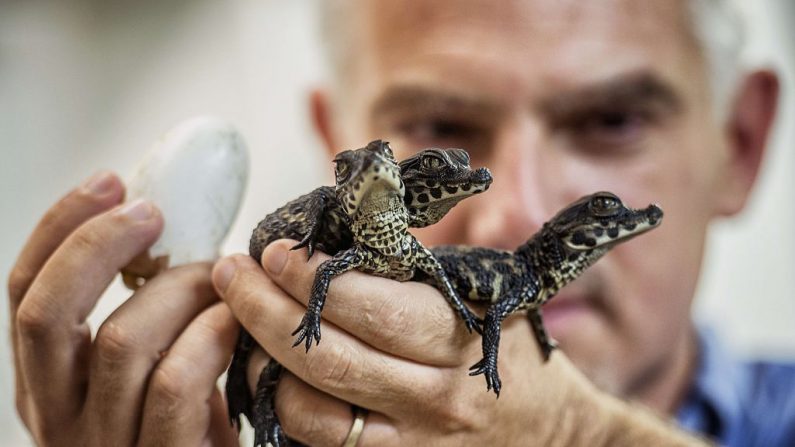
[444,167,493,195]
[406,167,493,206]
[562,204,663,251]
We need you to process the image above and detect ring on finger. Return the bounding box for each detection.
[342,405,368,447]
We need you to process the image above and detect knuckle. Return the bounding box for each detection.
[428,394,479,434]
[304,342,360,391]
[7,265,34,308]
[149,362,190,405]
[278,389,325,442]
[16,298,56,339]
[94,321,139,362]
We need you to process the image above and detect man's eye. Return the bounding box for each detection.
[394,119,479,147]
[560,108,652,152]
[376,115,492,163]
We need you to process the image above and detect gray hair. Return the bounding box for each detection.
[688,0,746,119]
[317,0,746,120]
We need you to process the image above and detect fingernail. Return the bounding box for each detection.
[116,199,154,221]
[263,244,287,276]
[82,171,116,195]
[214,258,237,292]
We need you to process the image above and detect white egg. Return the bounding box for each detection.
[121,116,249,288]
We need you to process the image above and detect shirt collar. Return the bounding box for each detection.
[676,327,750,441]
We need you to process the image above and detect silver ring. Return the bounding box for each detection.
[342,405,368,447]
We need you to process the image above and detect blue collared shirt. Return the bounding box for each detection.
[676,329,795,446]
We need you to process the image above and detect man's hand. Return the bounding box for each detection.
[213,239,611,447]
[8,172,239,446]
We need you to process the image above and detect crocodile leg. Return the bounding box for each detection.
[527,308,558,361]
[292,246,366,352]
[226,329,256,429]
[289,188,332,259]
[413,242,483,334]
[251,359,288,447]
[469,292,524,396]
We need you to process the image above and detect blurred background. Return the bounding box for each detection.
[0,0,792,444]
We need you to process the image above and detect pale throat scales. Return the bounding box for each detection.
[350,188,410,256]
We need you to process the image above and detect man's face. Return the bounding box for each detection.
[322,0,731,397]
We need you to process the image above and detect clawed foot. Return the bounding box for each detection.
[292,312,322,352]
[461,309,484,335]
[540,338,558,361]
[290,233,317,259]
[252,411,288,447]
[469,357,501,396]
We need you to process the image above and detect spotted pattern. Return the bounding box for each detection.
[400,148,492,228]
[429,192,664,396]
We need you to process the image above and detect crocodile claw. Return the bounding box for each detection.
[540,338,558,361]
[461,310,484,335]
[252,411,288,447]
[291,313,322,352]
[469,357,501,397]
[290,235,316,260]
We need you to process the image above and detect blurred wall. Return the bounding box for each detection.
[0,0,792,444]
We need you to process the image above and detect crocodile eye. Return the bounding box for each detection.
[382,142,394,159]
[335,161,350,183]
[421,155,442,170]
[589,195,621,215]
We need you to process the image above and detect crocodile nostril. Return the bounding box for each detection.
[647,204,664,220]
[473,167,493,184]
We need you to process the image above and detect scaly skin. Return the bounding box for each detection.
[228,141,492,446]
[429,192,664,396]
[291,141,483,347]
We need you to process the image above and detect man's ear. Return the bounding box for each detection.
[715,69,779,216]
[310,88,339,161]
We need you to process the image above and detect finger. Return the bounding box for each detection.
[247,346,272,394]
[8,171,124,313]
[213,255,447,416]
[83,263,220,444]
[15,198,163,422]
[138,302,239,447]
[206,388,239,446]
[275,372,397,447]
[259,240,475,365]
[7,171,123,423]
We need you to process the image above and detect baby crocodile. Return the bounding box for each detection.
[429,192,663,396]
[229,141,492,446]
[293,141,483,347]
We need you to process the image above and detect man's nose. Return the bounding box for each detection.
[465,118,552,250]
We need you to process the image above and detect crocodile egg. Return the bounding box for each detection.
[121,116,249,289]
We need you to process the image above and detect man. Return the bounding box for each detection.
[7,0,787,446]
